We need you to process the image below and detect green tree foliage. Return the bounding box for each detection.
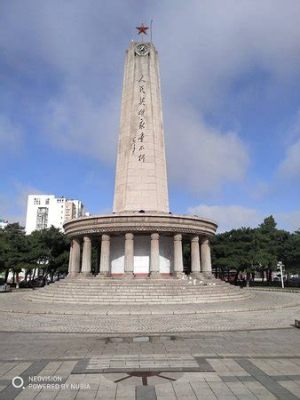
[0,223,30,282]
[0,224,70,283]
[212,216,299,282]
[285,230,300,272]
[28,227,70,281]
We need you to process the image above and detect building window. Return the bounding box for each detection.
[34,198,41,205]
[36,207,48,230]
[45,198,50,205]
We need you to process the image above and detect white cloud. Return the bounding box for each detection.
[157,1,300,193]
[188,204,300,232]
[0,115,22,152]
[276,210,300,233]
[45,84,119,164]
[1,0,300,199]
[278,111,300,179]
[166,109,249,194]
[0,183,44,225]
[188,204,261,232]
[0,1,136,79]
[275,210,300,232]
[278,139,300,179]
[157,0,300,111]
[248,181,271,201]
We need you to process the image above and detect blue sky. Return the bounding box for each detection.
[1,0,300,232]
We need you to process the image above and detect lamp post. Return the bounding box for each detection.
[277,261,285,289]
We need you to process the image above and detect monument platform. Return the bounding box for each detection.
[64,213,217,237]
[65,213,217,279]
[27,277,250,305]
[0,290,299,333]
[63,39,219,287]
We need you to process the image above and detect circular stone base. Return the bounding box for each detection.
[26,277,251,305]
[63,212,217,237]
[0,290,299,334]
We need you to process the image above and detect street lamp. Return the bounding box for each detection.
[277,261,285,289]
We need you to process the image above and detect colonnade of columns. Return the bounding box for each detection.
[68,233,212,278]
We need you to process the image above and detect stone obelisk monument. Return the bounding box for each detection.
[64,25,218,281]
[113,32,169,213]
[31,25,253,305]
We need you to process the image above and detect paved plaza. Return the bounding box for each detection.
[1,329,300,400]
[0,289,299,399]
[0,289,300,334]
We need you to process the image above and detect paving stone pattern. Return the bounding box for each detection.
[0,329,300,399]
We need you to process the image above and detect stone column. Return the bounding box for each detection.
[124,233,134,278]
[173,234,184,278]
[201,238,212,277]
[67,241,73,275]
[99,234,110,278]
[68,238,81,278]
[150,233,160,278]
[191,235,201,278]
[96,241,100,274]
[81,236,92,276]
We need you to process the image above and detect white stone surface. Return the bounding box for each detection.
[99,234,110,275]
[109,234,172,274]
[81,236,91,275]
[113,42,169,213]
[69,238,80,277]
[110,236,125,274]
[159,236,173,274]
[133,235,150,274]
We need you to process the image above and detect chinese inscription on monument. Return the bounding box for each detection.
[132,74,147,162]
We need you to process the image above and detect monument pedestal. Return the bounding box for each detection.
[62,37,218,301]
[97,272,110,279]
[149,272,161,279]
[173,272,185,279]
[190,272,204,280]
[123,272,134,279]
[64,213,217,281]
[80,272,92,278]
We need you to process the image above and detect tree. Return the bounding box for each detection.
[28,227,70,281]
[212,216,299,284]
[0,223,29,283]
[256,216,291,281]
[212,227,256,282]
[285,230,300,273]
[0,225,70,284]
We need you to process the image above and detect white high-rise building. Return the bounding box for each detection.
[25,195,85,234]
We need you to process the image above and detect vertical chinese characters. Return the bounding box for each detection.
[132,74,146,162]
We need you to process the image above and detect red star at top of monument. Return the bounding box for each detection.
[136,23,149,35]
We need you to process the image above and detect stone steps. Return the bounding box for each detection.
[52,281,231,288]
[28,277,250,304]
[35,289,242,295]
[32,291,244,299]
[34,286,241,294]
[35,292,241,297]
[30,296,250,305]
[53,283,230,288]
[29,298,250,305]
[55,278,228,283]
[36,283,236,289]
[32,294,248,301]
